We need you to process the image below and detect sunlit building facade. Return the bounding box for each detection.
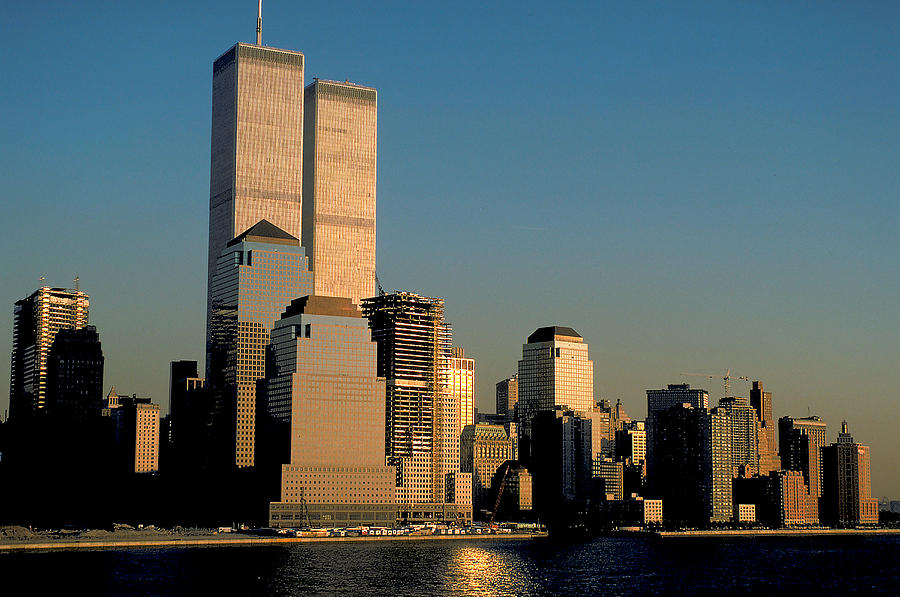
[208,220,314,468]
[779,415,827,523]
[302,79,377,306]
[264,296,396,527]
[449,347,475,435]
[207,43,305,321]
[10,285,90,420]
[517,326,594,460]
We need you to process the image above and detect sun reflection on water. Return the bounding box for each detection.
[445,545,532,596]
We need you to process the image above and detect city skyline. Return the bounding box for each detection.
[1,2,898,496]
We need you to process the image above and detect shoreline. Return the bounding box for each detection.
[654,528,900,538]
[0,531,547,553]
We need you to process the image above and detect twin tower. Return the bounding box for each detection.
[207,42,377,309]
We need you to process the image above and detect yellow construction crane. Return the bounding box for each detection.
[679,369,750,397]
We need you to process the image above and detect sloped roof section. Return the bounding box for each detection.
[527,326,583,344]
[227,219,299,247]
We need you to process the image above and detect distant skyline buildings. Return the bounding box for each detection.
[9,285,90,421]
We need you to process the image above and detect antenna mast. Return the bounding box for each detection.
[256,0,262,45]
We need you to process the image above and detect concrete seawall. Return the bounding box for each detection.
[0,532,547,553]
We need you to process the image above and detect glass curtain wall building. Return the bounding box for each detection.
[208,220,313,469]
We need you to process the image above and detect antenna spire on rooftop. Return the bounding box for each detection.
[256,0,262,45]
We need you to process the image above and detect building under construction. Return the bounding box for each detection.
[362,292,472,524]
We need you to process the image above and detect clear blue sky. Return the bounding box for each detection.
[1,1,898,495]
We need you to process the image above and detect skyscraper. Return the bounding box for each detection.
[45,326,104,421]
[750,381,780,474]
[207,220,313,468]
[361,292,450,504]
[263,296,396,527]
[302,79,378,306]
[207,42,305,327]
[10,285,90,420]
[821,421,879,526]
[718,395,759,475]
[650,404,733,525]
[361,292,471,523]
[496,374,518,422]
[449,347,475,435]
[645,383,709,484]
[517,326,594,460]
[461,423,515,517]
[779,415,826,523]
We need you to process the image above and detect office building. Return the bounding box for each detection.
[262,296,396,527]
[10,285,90,420]
[517,326,594,460]
[110,395,160,474]
[779,415,827,523]
[361,292,469,523]
[449,347,475,435]
[750,381,780,474]
[167,360,208,473]
[587,399,630,461]
[718,396,759,476]
[529,408,593,520]
[207,43,305,321]
[302,79,378,305]
[647,383,709,415]
[593,458,624,501]
[496,375,518,422]
[645,383,710,484]
[44,326,104,421]
[490,462,533,519]
[207,220,314,468]
[461,423,515,516]
[821,421,878,526]
[650,404,733,525]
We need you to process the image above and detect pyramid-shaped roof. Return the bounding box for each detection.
[227,219,299,247]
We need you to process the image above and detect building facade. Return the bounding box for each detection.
[461,423,515,517]
[302,79,378,306]
[449,348,475,436]
[645,383,710,484]
[110,395,161,474]
[750,381,780,474]
[496,374,518,422]
[207,43,305,320]
[44,326,104,421]
[651,404,733,526]
[779,415,827,523]
[821,422,878,526]
[10,286,90,420]
[361,292,468,520]
[718,396,759,476]
[207,220,314,468]
[263,296,396,528]
[517,326,594,461]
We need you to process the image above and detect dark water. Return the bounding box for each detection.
[2,535,899,595]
